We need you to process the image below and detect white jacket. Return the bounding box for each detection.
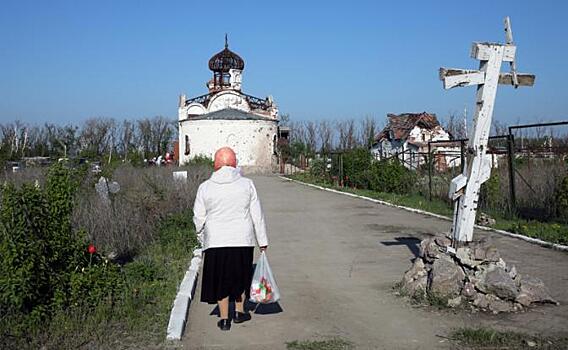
[193,166,269,250]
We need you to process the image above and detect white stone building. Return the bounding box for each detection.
[178,37,279,173]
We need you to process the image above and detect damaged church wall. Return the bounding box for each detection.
[179,119,277,173]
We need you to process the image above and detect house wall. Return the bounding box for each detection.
[178,119,277,173]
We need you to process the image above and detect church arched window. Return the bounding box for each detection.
[184,135,190,155]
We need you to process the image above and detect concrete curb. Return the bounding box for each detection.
[280,176,568,252]
[166,248,203,340]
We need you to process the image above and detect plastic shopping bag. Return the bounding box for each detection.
[249,251,280,304]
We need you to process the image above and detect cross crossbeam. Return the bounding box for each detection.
[439,17,535,243]
[439,68,535,89]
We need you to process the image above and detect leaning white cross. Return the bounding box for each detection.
[440,17,535,243]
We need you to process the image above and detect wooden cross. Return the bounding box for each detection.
[440,17,535,243]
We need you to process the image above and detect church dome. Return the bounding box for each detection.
[208,35,244,72]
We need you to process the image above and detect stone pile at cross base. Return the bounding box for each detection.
[401,235,558,313]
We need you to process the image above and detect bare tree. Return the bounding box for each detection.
[289,121,306,145]
[305,121,317,155]
[359,115,378,148]
[119,120,135,161]
[336,119,357,150]
[79,118,116,157]
[491,119,508,137]
[444,112,467,139]
[151,116,174,156]
[317,120,333,154]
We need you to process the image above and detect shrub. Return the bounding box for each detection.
[185,154,214,168]
[0,163,86,320]
[555,175,568,222]
[309,158,328,180]
[479,173,501,211]
[342,148,372,188]
[367,159,415,194]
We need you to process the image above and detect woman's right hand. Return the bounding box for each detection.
[259,246,268,252]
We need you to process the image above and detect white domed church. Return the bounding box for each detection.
[178,37,280,173]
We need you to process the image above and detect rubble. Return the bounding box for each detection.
[477,212,496,226]
[399,235,559,313]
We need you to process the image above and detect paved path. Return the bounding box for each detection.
[182,176,568,349]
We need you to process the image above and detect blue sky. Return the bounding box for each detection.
[1,0,567,126]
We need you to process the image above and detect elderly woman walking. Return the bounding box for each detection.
[193,147,268,331]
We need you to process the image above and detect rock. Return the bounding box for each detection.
[456,247,482,268]
[471,240,501,262]
[435,235,452,247]
[401,259,428,296]
[461,282,477,300]
[476,265,519,300]
[488,297,515,313]
[496,258,507,269]
[477,212,496,226]
[473,293,490,309]
[420,237,445,262]
[526,340,537,347]
[516,275,558,306]
[428,255,465,298]
[447,296,462,308]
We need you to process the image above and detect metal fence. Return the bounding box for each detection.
[278,120,568,222]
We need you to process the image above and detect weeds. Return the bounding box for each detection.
[0,163,206,349]
[449,327,568,349]
[286,338,353,350]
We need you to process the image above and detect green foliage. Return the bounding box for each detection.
[290,141,309,158]
[309,158,328,180]
[185,154,214,168]
[0,163,115,325]
[507,221,568,245]
[555,175,568,221]
[479,173,501,211]
[449,327,568,349]
[68,260,124,308]
[342,148,372,188]
[367,159,415,194]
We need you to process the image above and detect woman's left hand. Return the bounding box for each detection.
[259,246,268,252]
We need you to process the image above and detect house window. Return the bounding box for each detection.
[184,135,190,156]
[422,133,426,142]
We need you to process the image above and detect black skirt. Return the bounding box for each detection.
[200,246,254,304]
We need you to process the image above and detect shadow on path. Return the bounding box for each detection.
[209,301,284,318]
[380,236,422,258]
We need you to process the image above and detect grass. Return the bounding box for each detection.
[392,281,452,310]
[0,211,197,350]
[286,338,354,350]
[449,327,568,349]
[288,174,568,246]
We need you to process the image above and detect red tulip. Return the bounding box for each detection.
[88,244,97,255]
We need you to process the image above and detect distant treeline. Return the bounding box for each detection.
[0,116,176,165]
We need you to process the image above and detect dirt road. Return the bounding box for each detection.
[182,176,568,349]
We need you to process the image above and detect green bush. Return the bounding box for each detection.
[0,163,116,321]
[555,175,568,222]
[479,173,501,211]
[367,159,415,194]
[309,158,328,180]
[342,148,372,188]
[185,154,214,168]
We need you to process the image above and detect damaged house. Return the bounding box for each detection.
[371,112,461,170]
